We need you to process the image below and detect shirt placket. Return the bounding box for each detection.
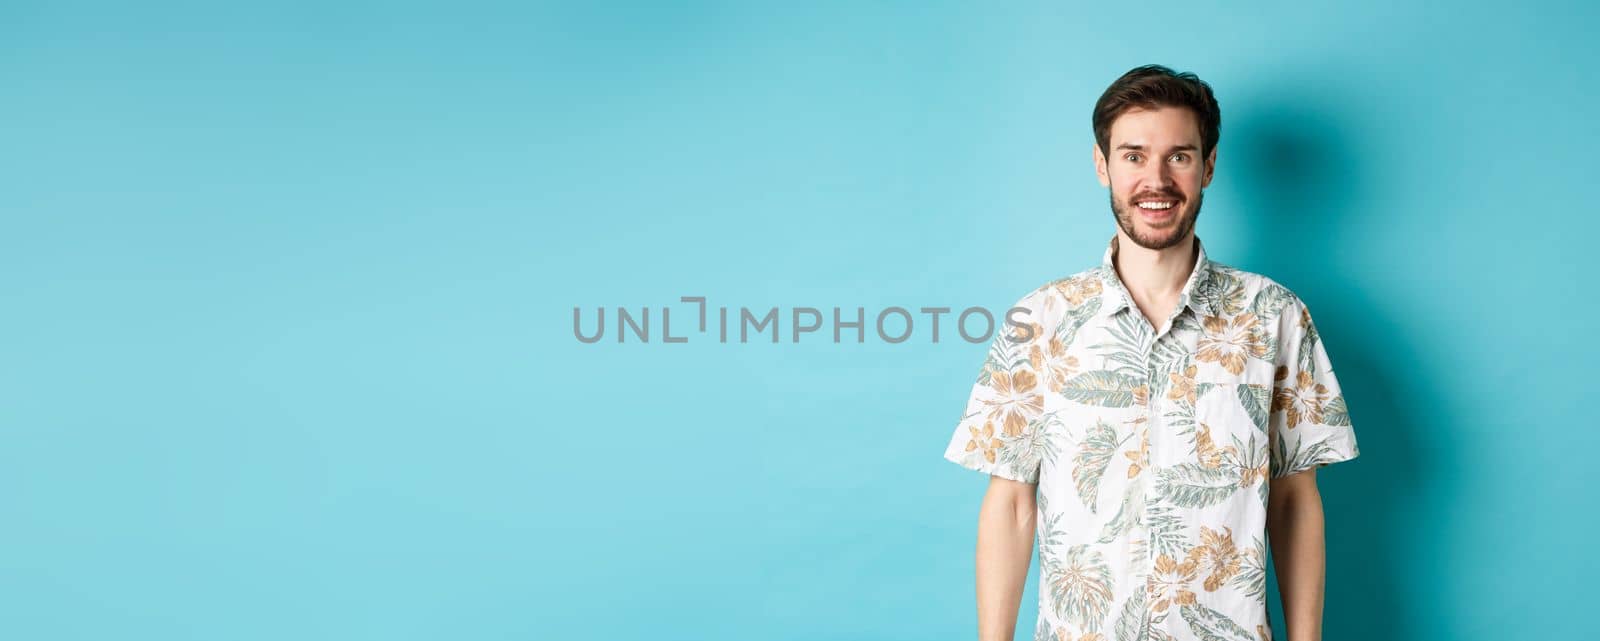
[1128,299,1190,638]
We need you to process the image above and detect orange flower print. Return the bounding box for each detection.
[1031,336,1081,393]
[1194,423,1238,469]
[1167,364,1198,405]
[1240,456,1269,488]
[1147,553,1200,612]
[984,368,1044,437]
[1124,427,1150,479]
[1055,273,1104,306]
[1132,383,1150,407]
[1272,366,1329,429]
[1004,320,1044,346]
[1185,526,1244,592]
[1197,313,1269,375]
[965,421,1001,463]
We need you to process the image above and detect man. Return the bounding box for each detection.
[942,64,1359,641]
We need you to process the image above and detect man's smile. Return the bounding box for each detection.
[1134,196,1182,222]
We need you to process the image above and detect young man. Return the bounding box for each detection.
[942,65,1359,641]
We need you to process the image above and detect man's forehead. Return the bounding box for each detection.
[1110,106,1201,147]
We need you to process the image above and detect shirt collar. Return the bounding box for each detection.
[1096,234,1218,319]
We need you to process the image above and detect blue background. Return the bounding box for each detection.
[3,2,1595,639]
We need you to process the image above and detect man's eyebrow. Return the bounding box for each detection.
[1114,143,1200,152]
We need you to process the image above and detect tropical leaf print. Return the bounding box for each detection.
[1047,545,1116,631]
[1156,463,1239,508]
[1056,295,1104,349]
[1246,282,1294,325]
[1322,394,1352,426]
[1230,432,1270,508]
[1229,536,1268,606]
[1074,421,1119,512]
[1180,602,1257,641]
[1271,432,1339,478]
[1147,504,1188,560]
[1113,589,1150,641]
[1034,412,1069,468]
[1163,404,1197,435]
[1037,489,1070,552]
[960,419,1047,482]
[977,322,1034,385]
[1295,304,1321,373]
[1097,482,1141,544]
[1092,312,1150,378]
[1126,536,1149,578]
[1062,370,1145,407]
[976,346,1015,387]
[1195,268,1249,316]
[1151,332,1196,375]
[1237,384,1271,433]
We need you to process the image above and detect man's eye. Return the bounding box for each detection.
[1170,153,1188,162]
[1124,153,1141,162]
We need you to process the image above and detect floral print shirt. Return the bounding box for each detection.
[943,235,1359,641]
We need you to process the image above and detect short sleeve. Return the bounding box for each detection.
[1268,296,1360,479]
[941,289,1058,484]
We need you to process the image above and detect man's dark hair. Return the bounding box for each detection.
[1092,64,1221,159]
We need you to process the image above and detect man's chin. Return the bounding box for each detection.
[1127,227,1186,250]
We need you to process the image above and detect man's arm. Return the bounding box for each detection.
[1266,468,1327,641]
[974,475,1037,641]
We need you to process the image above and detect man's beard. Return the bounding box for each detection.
[1110,189,1203,250]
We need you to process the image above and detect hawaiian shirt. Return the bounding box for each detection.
[942,235,1359,641]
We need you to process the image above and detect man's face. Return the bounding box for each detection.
[1093,106,1216,250]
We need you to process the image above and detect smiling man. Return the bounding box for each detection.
[943,65,1360,641]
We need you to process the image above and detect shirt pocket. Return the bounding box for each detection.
[1037,394,1147,516]
[1191,372,1274,479]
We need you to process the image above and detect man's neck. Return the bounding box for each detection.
[1111,231,1198,310]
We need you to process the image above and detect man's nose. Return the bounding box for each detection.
[1146,161,1175,188]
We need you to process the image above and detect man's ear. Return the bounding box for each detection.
[1201,146,1217,188]
[1093,143,1110,188]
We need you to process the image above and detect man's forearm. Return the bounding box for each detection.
[975,486,1036,641]
[1267,478,1328,641]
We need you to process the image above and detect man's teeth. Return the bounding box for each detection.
[1137,201,1175,210]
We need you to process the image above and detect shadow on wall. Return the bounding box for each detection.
[1227,89,1444,640]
